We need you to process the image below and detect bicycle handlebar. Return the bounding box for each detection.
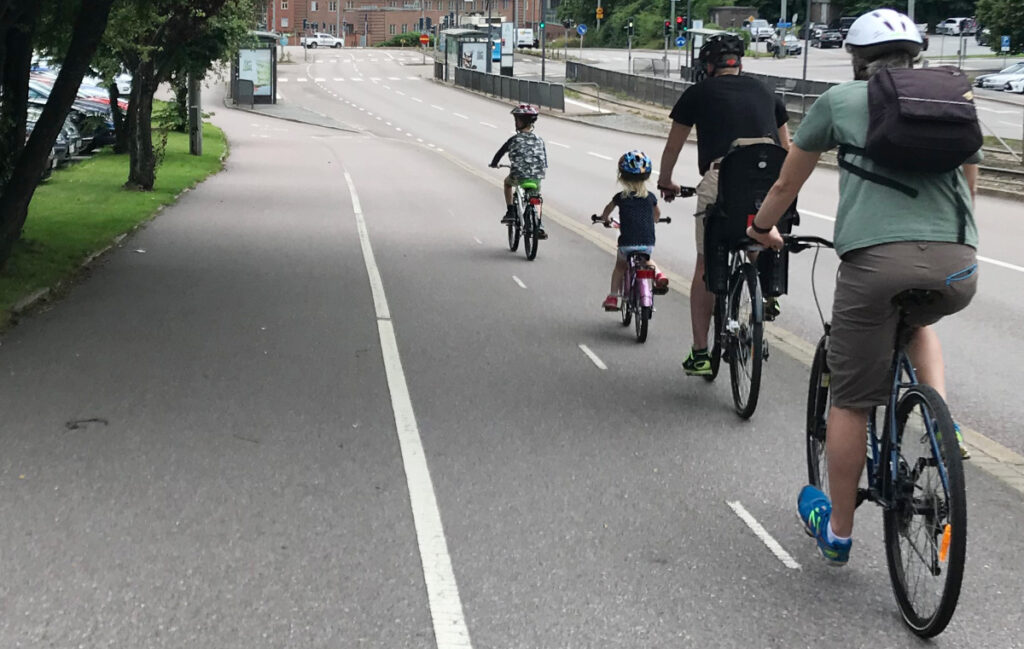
[590,215,671,227]
[657,185,697,198]
[782,234,835,253]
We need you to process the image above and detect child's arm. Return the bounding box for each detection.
[600,199,617,225]
[489,137,513,168]
[653,202,662,224]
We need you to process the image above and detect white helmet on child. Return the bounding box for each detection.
[845,8,922,60]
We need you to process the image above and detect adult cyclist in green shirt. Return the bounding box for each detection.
[747,9,979,566]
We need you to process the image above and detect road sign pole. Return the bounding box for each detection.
[596,0,601,32]
[580,31,584,59]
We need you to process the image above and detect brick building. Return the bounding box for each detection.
[267,0,552,47]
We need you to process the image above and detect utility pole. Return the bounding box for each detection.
[627,17,633,72]
[907,0,915,21]
[596,0,601,32]
[338,0,342,41]
[272,0,277,33]
[486,0,493,72]
[426,0,431,65]
[187,74,202,156]
[685,0,692,69]
[668,0,676,64]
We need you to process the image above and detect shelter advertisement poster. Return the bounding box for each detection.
[460,42,486,70]
[239,48,272,97]
[501,22,514,68]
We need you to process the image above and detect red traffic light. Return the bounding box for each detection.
[676,15,683,24]
[664,20,671,27]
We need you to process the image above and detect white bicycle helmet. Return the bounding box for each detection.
[845,9,922,59]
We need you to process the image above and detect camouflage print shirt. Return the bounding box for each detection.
[490,130,548,180]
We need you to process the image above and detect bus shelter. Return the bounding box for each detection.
[438,28,489,82]
[231,31,280,105]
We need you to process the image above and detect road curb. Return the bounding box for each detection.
[221,96,364,134]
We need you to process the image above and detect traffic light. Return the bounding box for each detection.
[539,19,545,29]
[596,6,604,19]
[303,18,308,30]
[664,20,671,36]
[676,15,684,33]
[626,18,634,35]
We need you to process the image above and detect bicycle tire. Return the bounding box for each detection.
[882,384,966,638]
[705,295,725,383]
[508,194,521,252]
[635,305,650,343]
[523,206,538,260]
[620,282,632,327]
[806,334,830,493]
[728,264,763,419]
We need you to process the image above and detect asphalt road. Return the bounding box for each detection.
[0,49,1022,647]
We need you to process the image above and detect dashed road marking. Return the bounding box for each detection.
[473,236,483,244]
[453,113,469,119]
[350,77,364,81]
[577,344,608,370]
[297,77,309,82]
[549,141,570,148]
[314,77,325,82]
[727,501,801,570]
[396,90,406,96]
[333,77,345,81]
[480,121,497,128]
[431,104,444,110]
[587,152,613,160]
[389,76,402,80]
[512,275,527,289]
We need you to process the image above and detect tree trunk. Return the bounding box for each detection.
[0,14,31,188]
[172,73,188,133]
[0,0,114,267]
[107,82,128,154]
[126,58,157,191]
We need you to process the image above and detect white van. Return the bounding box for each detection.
[516,28,538,48]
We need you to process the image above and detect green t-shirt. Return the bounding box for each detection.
[792,80,979,257]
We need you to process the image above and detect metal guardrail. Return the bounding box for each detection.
[453,67,565,111]
[631,57,671,77]
[566,61,691,108]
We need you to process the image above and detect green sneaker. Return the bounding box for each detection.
[682,348,712,376]
[954,422,970,460]
[764,297,781,321]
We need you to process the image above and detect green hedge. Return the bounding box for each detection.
[375,32,434,47]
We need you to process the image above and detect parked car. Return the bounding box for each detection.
[300,32,343,48]
[835,16,856,38]
[747,19,775,41]
[811,28,843,48]
[767,33,802,55]
[915,23,929,50]
[975,63,1024,88]
[1005,78,1024,93]
[936,17,974,35]
[797,22,828,39]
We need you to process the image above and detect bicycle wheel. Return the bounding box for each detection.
[620,280,632,327]
[806,333,830,492]
[727,263,763,419]
[523,206,538,260]
[882,384,966,638]
[507,193,521,252]
[705,295,725,383]
[635,305,650,343]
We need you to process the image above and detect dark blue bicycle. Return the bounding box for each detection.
[793,235,966,638]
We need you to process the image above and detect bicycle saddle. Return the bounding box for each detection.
[893,289,941,309]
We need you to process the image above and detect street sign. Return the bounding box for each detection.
[776,21,792,28]
[1002,35,1011,52]
[280,36,288,47]
[577,23,587,35]
[675,36,686,47]
[419,32,429,45]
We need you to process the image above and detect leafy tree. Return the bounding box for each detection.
[0,0,116,267]
[977,0,1023,54]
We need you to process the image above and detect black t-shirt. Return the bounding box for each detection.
[669,74,789,175]
[613,192,657,247]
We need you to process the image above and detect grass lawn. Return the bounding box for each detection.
[0,121,227,325]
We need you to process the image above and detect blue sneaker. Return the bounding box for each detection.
[797,485,852,566]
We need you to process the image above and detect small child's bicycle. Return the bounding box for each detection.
[591,214,672,343]
[497,164,543,261]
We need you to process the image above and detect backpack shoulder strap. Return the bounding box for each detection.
[837,144,919,198]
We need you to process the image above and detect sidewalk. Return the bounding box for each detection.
[224,95,360,132]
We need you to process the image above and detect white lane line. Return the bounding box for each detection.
[390,76,402,80]
[343,172,474,649]
[333,77,345,81]
[376,116,382,121]
[453,113,469,119]
[577,344,608,370]
[396,127,403,132]
[406,76,420,80]
[978,255,1024,273]
[726,501,801,570]
[512,275,527,289]
[417,138,424,142]
[999,120,1020,127]
[564,97,612,113]
[383,84,392,90]
[480,121,497,128]
[428,143,436,148]
[386,121,392,126]
[278,78,289,82]
[977,106,1017,114]
[371,77,382,81]
[350,77,364,81]
[412,97,424,103]
[587,152,613,160]
[803,209,1023,273]
[473,236,483,244]
[406,132,413,137]
[297,77,308,82]
[396,90,406,96]
[314,77,326,82]
[549,141,570,148]
[431,104,444,110]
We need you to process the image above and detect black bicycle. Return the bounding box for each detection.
[791,234,966,638]
[498,164,542,261]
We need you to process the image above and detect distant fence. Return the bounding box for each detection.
[453,67,565,111]
[566,61,691,108]
[631,57,671,77]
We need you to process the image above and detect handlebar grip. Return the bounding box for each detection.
[658,217,672,224]
[591,214,601,223]
[676,187,697,198]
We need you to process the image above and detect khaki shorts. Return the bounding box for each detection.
[828,242,978,409]
[694,166,720,255]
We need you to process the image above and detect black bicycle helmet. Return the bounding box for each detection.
[698,33,744,69]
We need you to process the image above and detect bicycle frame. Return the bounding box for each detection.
[622,252,654,310]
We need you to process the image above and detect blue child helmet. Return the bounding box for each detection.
[618,150,652,179]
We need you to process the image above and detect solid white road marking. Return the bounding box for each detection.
[512,275,527,289]
[480,121,497,128]
[803,209,1023,273]
[587,152,613,160]
[549,141,570,148]
[343,171,473,649]
[726,501,801,570]
[577,344,608,370]
[564,97,612,113]
[453,113,469,119]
